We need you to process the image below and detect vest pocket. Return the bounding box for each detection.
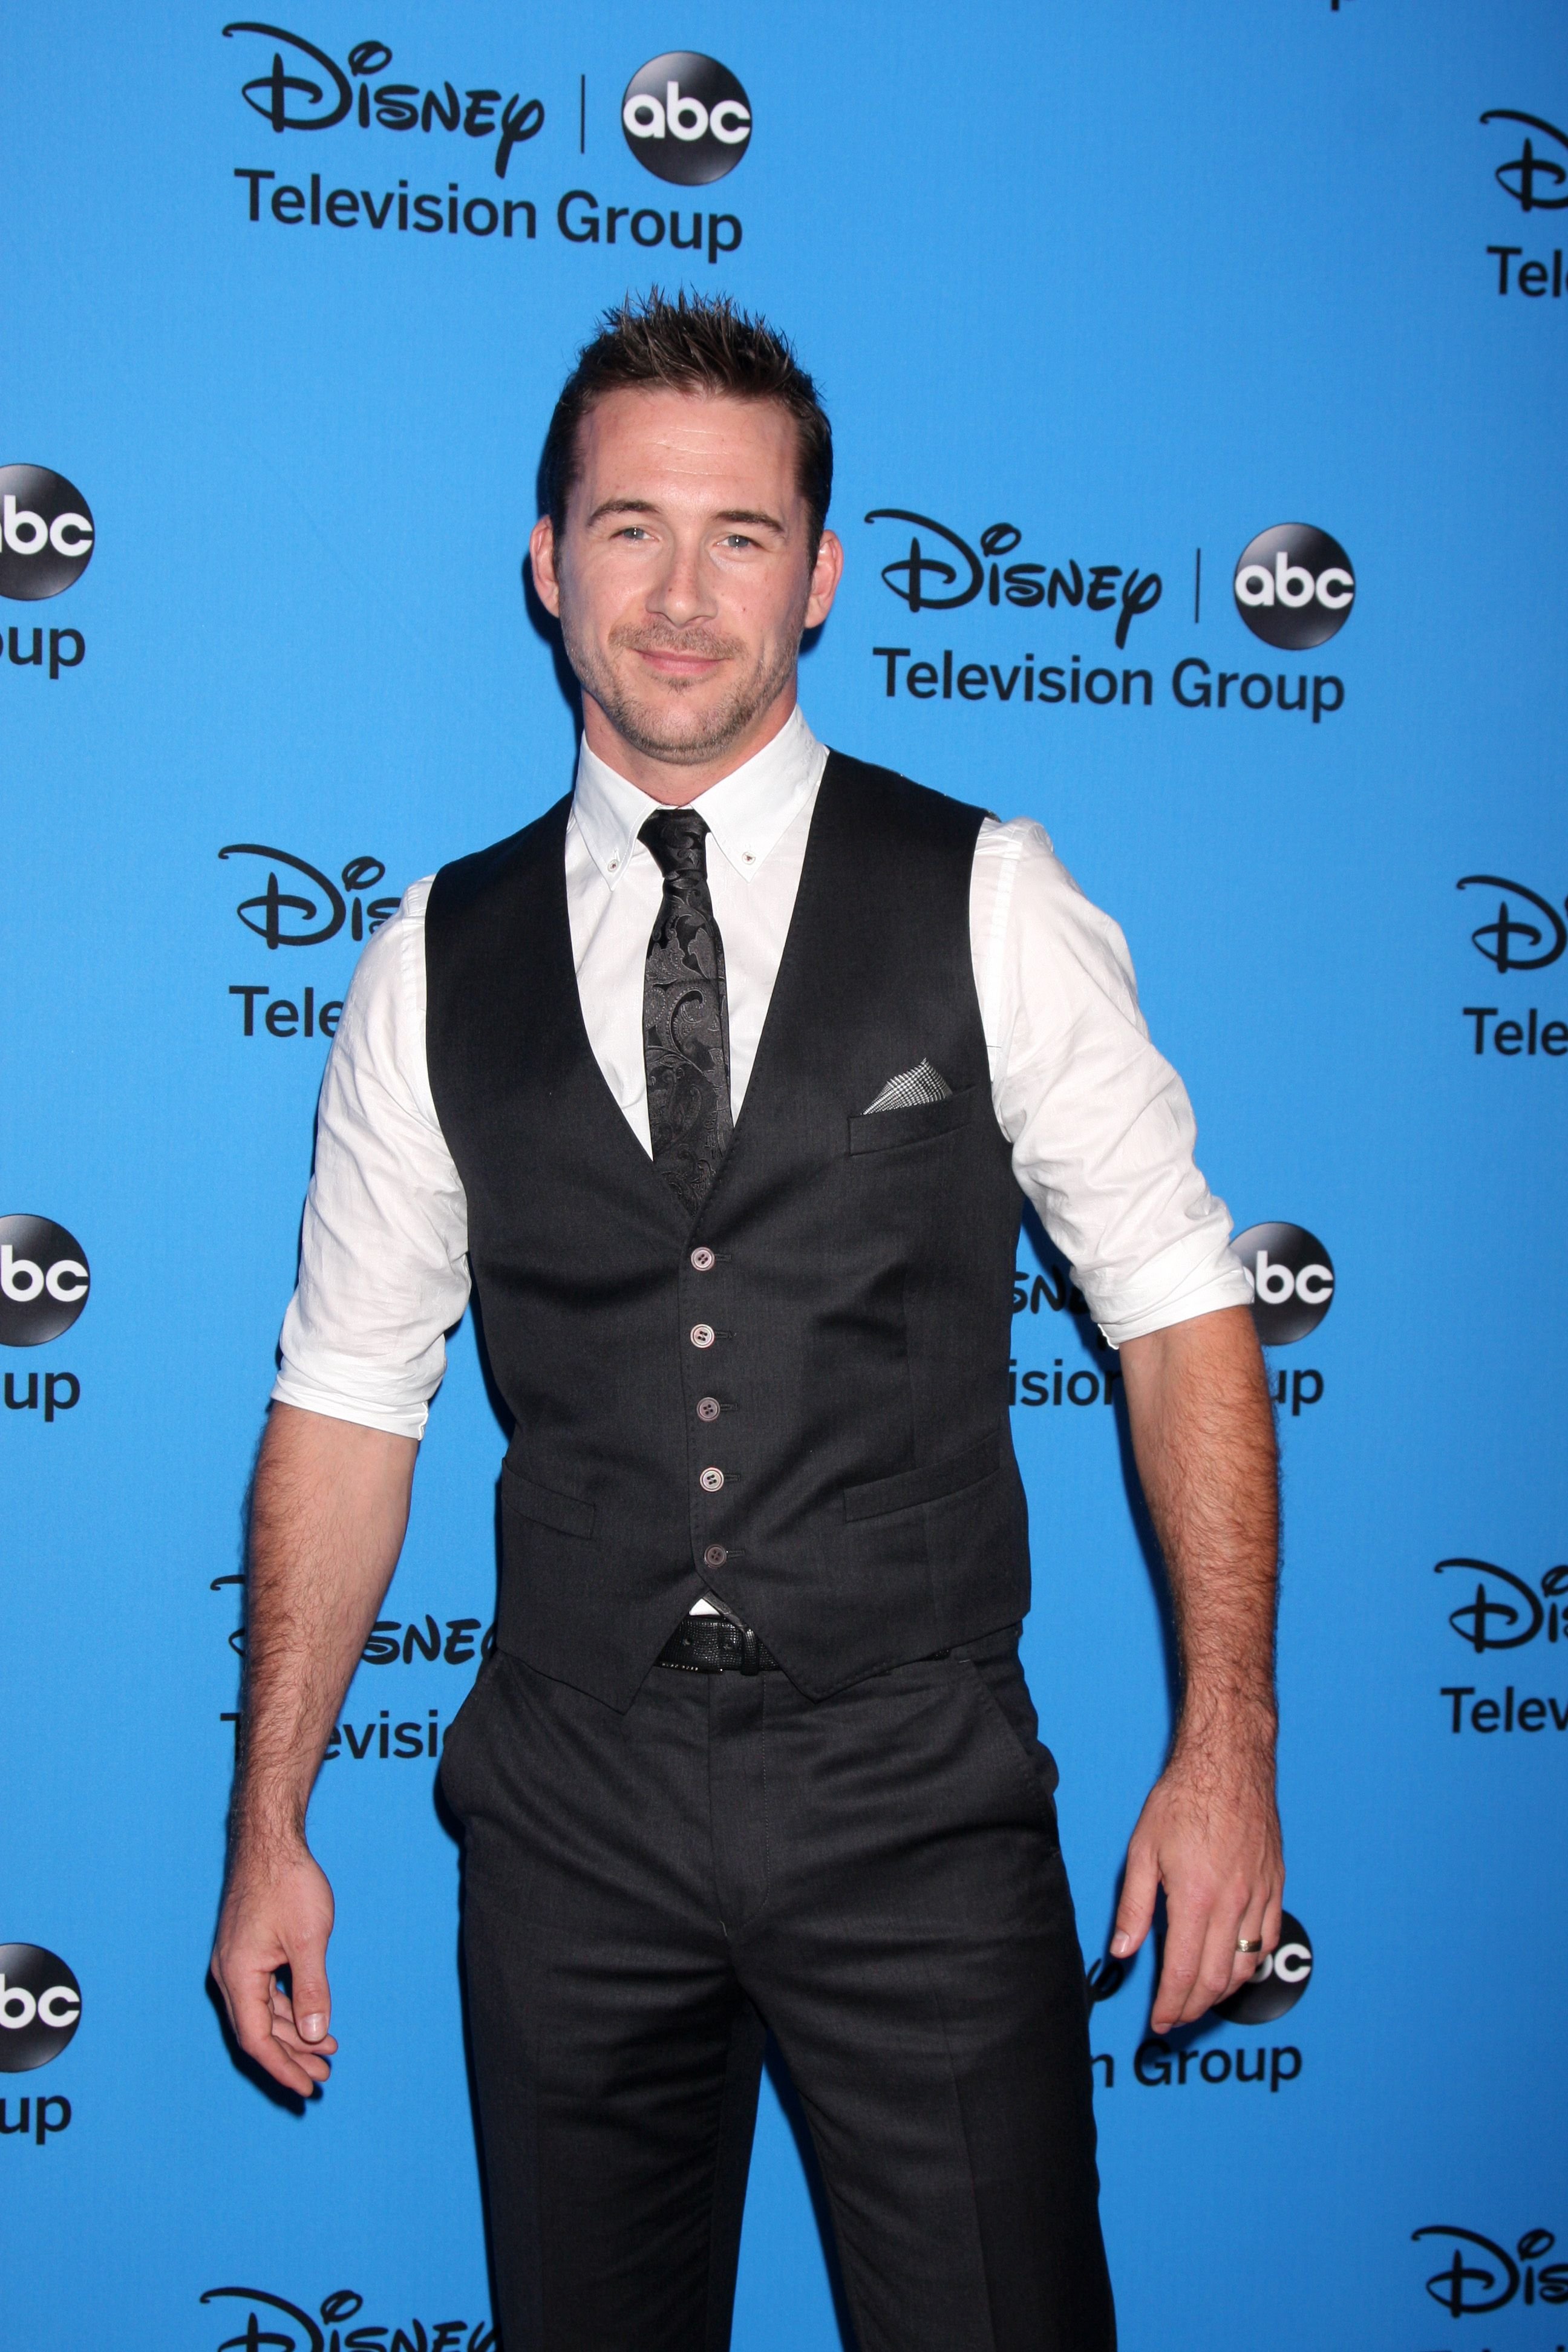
[846,1086,975,1154]
[500,1460,597,1540]
[841,1434,999,1521]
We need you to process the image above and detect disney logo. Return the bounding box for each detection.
[222,25,543,179]
[863,511,1161,648]
[1435,1557,1567,1653]
[1457,874,1567,971]
[219,844,399,949]
[1413,2225,1567,2316]
[200,2284,496,2352]
[1480,110,1568,212]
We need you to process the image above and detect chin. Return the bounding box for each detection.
[619,691,751,763]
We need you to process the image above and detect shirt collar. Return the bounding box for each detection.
[571,705,825,888]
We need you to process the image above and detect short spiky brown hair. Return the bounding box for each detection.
[540,290,833,555]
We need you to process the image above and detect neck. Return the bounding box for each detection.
[580,678,800,805]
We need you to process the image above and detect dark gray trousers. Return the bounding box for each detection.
[440,1628,1115,2352]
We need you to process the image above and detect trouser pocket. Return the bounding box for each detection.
[960,1636,1062,1822]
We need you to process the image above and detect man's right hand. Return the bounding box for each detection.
[212,1841,338,2096]
[211,1406,416,2094]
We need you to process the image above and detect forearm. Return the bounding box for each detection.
[1118,1305,1279,1757]
[233,1402,417,1855]
[1112,1305,1282,2021]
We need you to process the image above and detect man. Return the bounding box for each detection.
[213,292,1282,2352]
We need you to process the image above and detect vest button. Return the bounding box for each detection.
[690,1246,716,1272]
[704,1543,728,1569]
[696,1396,720,1423]
[699,1466,725,1492]
[690,1323,715,1349]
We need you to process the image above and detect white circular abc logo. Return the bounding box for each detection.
[1233,1221,1334,1347]
[0,1215,91,1348]
[0,465,95,602]
[1215,1912,1313,2025]
[0,1944,82,2071]
[1233,523,1354,651]
[622,53,752,185]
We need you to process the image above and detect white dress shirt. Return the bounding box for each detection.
[273,706,1251,1441]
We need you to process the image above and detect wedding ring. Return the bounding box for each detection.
[1235,1936,1263,1953]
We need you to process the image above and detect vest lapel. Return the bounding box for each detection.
[714,751,846,1165]
[525,799,694,1233]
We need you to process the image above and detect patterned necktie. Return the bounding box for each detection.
[639,806,733,1218]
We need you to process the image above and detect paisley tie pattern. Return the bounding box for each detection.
[639,807,733,1218]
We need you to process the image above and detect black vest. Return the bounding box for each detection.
[425,751,1030,1708]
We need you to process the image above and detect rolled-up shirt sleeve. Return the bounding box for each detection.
[271,878,471,1438]
[972,817,1253,1347]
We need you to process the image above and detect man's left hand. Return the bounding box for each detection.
[1110,1733,1284,2034]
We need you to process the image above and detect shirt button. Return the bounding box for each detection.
[690,1323,715,1349]
[696,1396,720,1423]
[690,1246,716,1272]
[699,1466,725,1492]
[704,1544,728,1569]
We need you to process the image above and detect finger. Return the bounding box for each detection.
[223,1960,326,2096]
[217,1950,284,2065]
[1215,1947,1261,2008]
[1208,1864,1286,2011]
[1213,1890,1275,2008]
[267,1981,338,2059]
[1150,1907,1206,2034]
[284,1942,333,2046]
[1172,1879,1258,2026]
[268,2030,335,2083]
[1203,1911,1263,2016]
[250,1993,335,2092]
[1111,1840,1160,1960]
[1215,1879,1286,2011]
[255,2036,329,2097]
[209,1948,244,2041]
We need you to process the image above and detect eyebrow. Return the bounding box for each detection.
[585,497,788,534]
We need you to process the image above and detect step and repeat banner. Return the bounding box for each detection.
[4,2,1566,2345]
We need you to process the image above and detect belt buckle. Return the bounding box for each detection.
[714,1615,762,1674]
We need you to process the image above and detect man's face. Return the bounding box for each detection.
[530,387,841,785]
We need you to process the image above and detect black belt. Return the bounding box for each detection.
[658,1613,781,1675]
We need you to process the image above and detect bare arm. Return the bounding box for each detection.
[211,1402,417,2094]
[1110,1303,1283,2033]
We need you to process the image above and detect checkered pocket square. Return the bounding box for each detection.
[863,1059,954,1114]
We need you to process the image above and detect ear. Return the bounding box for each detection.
[529,516,563,618]
[805,528,844,630]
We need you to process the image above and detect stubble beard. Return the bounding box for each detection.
[561,611,803,769]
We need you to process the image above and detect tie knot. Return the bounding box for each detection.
[640,806,711,882]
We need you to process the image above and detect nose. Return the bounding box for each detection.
[648,530,718,629]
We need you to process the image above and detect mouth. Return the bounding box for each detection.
[633,645,728,684]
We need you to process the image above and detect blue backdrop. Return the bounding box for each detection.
[4,3,1566,2345]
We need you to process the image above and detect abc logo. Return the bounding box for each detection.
[0,1945,82,2071]
[0,465,94,602]
[1215,1912,1313,2025]
[1232,1221,1334,1347]
[1233,523,1354,651]
[0,1215,91,1348]
[622,53,752,185]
